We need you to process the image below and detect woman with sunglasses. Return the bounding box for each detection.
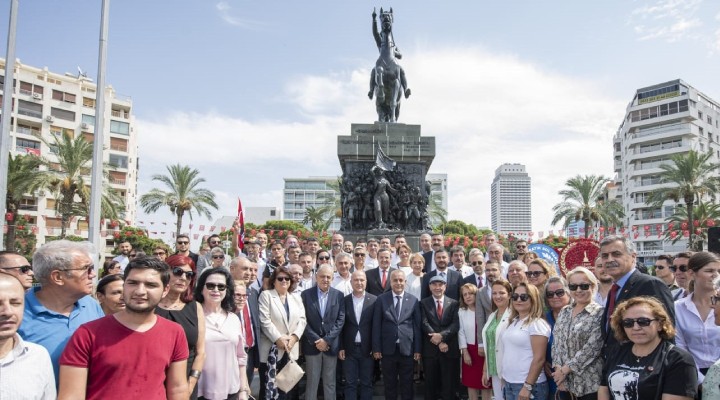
[481,279,512,400]
[543,276,571,398]
[674,252,720,390]
[258,266,307,400]
[195,267,250,400]
[498,282,550,400]
[551,267,603,400]
[316,249,332,269]
[210,248,227,269]
[156,255,206,400]
[101,259,122,277]
[96,274,125,315]
[599,296,697,400]
[527,259,554,289]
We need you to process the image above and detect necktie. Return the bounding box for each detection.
[381,269,387,288]
[477,276,483,288]
[440,271,446,279]
[242,305,253,348]
[395,295,402,317]
[437,299,443,319]
[607,283,621,318]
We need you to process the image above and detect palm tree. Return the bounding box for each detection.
[647,150,720,250]
[140,164,218,238]
[663,201,720,248]
[551,174,624,238]
[5,154,52,249]
[42,134,124,238]
[427,191,448,228]
[302,206,333,232]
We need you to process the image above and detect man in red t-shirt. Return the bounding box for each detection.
[58,256,189,400]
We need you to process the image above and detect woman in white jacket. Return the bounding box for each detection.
[481,278,513,400]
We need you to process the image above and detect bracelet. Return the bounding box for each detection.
[189,369,201,379]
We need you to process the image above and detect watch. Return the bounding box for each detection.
[523,382,534,391]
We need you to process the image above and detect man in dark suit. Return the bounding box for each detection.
[229,257,260,391]
[422,232,445,273]
[599,235,675,353]
[339,270,377,400]
[475,259,501,346]
[421,250,463,300]
[421,275,460,400]
[373,269,422,400]
[301,265,346,400]
[365,248,395,296]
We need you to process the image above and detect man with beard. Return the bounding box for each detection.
[422,233,444,273]
[475,259,500,346]
[421,250,463,301]
[331,233,345,261]
[113,240,132,271]
[592,256,613,306]
[58,257,189,400]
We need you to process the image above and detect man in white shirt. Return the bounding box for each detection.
[298,252,316,291]
[332,253,353,296]
[364,239,380,269]
[0,274,56,399]
[449,246,474,278]
[113,240,132,271]
[289,264,306,294]
[486,244,509,278]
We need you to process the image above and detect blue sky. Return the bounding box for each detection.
[3,0,720,239]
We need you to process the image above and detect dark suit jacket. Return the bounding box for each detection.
[301,286,346,356]
[473,284,492,345]
[246,287,260,364]
[421,269,463,301]
[462,274,482,288]
[372,291,421,356]
[420,296,460,358]
[423,251,434,273]
[601,269,676,350]
[340,292,377,356]
[365,267,396,296]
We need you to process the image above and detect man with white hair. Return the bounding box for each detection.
[486,243,509,278]
[18,240,104,384]
[332,253,354,295]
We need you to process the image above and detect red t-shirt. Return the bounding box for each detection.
[60,314,189,400]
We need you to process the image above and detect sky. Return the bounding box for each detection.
[3,0,720,241]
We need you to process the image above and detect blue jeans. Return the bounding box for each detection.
[503,381,548,400]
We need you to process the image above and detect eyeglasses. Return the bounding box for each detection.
[526,271,545,278]
[318,256,330,261]
[176,241,189,245]
[1,265,33,274]
[172,267,195,279]
[276,276,291,282]
[471,261,484,267]
[516,245,527,249]
[675,264,689,272]
[511,293,530,302]
[205,283,227,291]
[210,241,221,245]
[64,264,95,274]
[212,255,225,259]
[621,317,657,328]
[546,289,566,298]
[153,251,166,256]
[568,283,591,291]
[354,253,366,257]
[234,293,249,298]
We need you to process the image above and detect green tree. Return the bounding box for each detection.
[302,206,333,232]
[42,134,124,238]
[551,174,624,238]
[5,154,52,250]
[438,220,481,236]
[139,164,218,238]
[427,191,448,228]
[647,150,720,251]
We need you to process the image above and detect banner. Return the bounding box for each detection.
[375,143,396,171]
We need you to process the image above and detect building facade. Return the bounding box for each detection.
[1,60,138,248]
[490,163,532,236]
[613,79,720,263]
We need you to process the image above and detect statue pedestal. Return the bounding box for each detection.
[336,122,436,236]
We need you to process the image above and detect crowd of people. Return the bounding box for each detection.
[1,231,719,400]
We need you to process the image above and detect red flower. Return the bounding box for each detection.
[125,231,132,236]
[707,220,716,227]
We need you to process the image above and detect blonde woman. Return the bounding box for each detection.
[481,279,513,400]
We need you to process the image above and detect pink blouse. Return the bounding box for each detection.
[198,311,247,400]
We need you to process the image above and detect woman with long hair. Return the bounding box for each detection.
[101,259,122,277]
[499,282,551,400]
[459,283,492,400]
[194,267,249,400]
[481,279,513,400]
[544,276,572,397]
[156,254,206,400]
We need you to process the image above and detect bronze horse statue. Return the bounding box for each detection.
[368,8,410,123]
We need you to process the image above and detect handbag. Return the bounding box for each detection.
[275,358,304,393]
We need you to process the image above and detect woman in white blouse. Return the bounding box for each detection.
[405,253,425,300]
[459,283,492,400]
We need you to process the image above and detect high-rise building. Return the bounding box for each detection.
[613,79,720,263]
[1,60,138,248]
[283,173,449,231]
[490,163,532,236]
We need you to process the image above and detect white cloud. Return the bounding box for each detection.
[630,0,705,42]
[136,45,626,235]
[215,1,265,29]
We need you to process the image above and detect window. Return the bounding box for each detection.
[83,97,96,108]
[109,171,127,185]
[699,127,704,137]
[699,111,704,120]
[19,81,44,96]
[109,120,129,135]
[17,100,42,118]
[110,137,127,152]
[16,138,41,155]
[82,114,95,126]
[52,90,76,104]
[708,116,713,125]
[50,107,75,122]
[108,154,128,169]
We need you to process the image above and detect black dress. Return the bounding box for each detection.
[156,300,200,400]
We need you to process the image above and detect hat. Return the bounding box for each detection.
[429,275,446,284]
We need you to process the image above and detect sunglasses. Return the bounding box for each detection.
[546,289,566,298]
[516,245,527,249]
[621,317,657,328]
[212,255,225,259]
[205,283,227,291]
[276,276,291,282]
[176,241,189,245]
[471,261,484,266]
[526,271,545,278]
[675,264,689,272]
[153,252,166,256]
[172,267,195,279]
[511,293,530,302]
[318,256,331,261]
[1,265,33,274]
[64,264,95,274]
[568,283,591,291]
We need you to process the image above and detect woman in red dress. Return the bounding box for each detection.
[459,283,492,400]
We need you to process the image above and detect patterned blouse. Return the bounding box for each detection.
[551,302,604,397]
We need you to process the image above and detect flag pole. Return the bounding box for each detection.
[0,0,19,250]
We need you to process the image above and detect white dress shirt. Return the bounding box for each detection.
[352,293,365,342]
[675,294,720,383]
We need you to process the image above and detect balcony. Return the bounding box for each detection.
[110,144,128,152]
[17,108,42,119]
[111,178,126,185]
[16,126,40,136]
[15,146,40,156]
[111,109,130,119]
[18,204,38,211]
